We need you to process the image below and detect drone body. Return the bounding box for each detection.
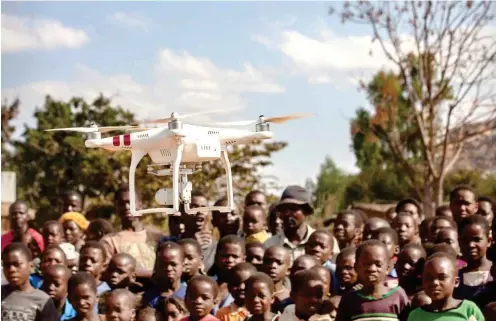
[46,111,311,217]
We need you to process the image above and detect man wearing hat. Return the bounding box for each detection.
[264,185,339,263]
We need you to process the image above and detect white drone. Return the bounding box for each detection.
[45,111,312,216]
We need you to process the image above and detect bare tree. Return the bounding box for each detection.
[1,98,20,166]
[331,1,496,212]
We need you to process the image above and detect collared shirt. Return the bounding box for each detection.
[60,299,77,321]
[215,303,250,321]
[264,224,316,264]
[280,304,333,321]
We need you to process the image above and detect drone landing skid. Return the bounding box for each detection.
[128,145,235,216]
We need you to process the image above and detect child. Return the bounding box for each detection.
[137,307,159,321]
[435,204,453,219]
[143,241,187,308]
[290,254,319,276]
[85,219,114,242]
[434,226,466,269]
[59,212,89,252]
[305,229,335,267]
[280,269,331,321]
[335,240,409,321]
[245,242,265,271]
[161,296,188,321]
[79,241,111,296]
[212,198,241,238]
[310,266,331,299]
[362,217,390,241]
[67,272,100,321]
[244,272,280,321]
[243,205,270,244]
[105,253,137,290]
[430,216,457,241]
[419,217,435,244]
[1,243,59,320]
[335,247,359,295]
[392,213,420,249]
[41,264,77,320]
[371,227,400,287]
[455,215,493,301]
[209,236,246,311]
[483,302,496,321]
[178,238,204,283]
[31,245,68,288]
[395,243,426,299]
[216,263,257,321]
[182,275,220,321]
[407,252,485,321]
[262,246,291,314]
[105,289,137,321]
[267,203,283,236]
[333,210,362,249]
[42,220,65,247]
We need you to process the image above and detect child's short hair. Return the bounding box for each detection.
[46,264,72,278]
[178,238,202,254]
[68,272,97,293]
[157,241,184,257]
[356,239,388,261]
[244,204,266,216]
[245,190,266,202]
[217,235,246,253]
[160,296,187,316]
[87,219,114,238]
[81,241,108,262]
[427,243,458,258]
[395,198,422,216]
[1,242,32,261]
[246,241,264,251]
[112,253,137,270]
[458,214,490,237]
[43,245,67,263]
[245,272,275,293]
[435,204,451,217]
[402,243,426,257]
[478,196,496,209]
[228,262,257,284]
[43,220,63,230]
[393,212,417,224]
[336,246,356,261]
[187,275,219,298]
[290,269,323,293]
[107,289,137,308]
[310,228,335,245]
[425,251,458,269]
[137,307,157,320]
[372,227,399,245]
[449,185,477,201]
[337,210,364,228]
[431,216,457,228]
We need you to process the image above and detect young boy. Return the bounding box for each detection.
[335,247,359,295]
[41,264,76,320]
[362,217,390,241]
[244,205,270,244]
[212,198,242,238]
[290,254,319,276]
[178,238,204,283]
[305,229,335,267]
[430,216,457,242]
[143,241,187,308]
[395,243,426,299]
[67,272,101,321]
[1,243,59,320]
[407,252,485,321]
[262,246,291,313]
[280,269,332,321]
[79,241,111,296]
[392,213,419,249]
[105,289,137,321]
[333,210,362,250]
[434,227,466,269]
[85,219,114,242]
[216,262,257,321]
[449,185,479,224]
[244,272,279,321]
[336,240,409,321]
[42,220,65,247]
[246,242,265,271]
[182,275,220,321]
[105,253,137,290]
[371,227,400,288]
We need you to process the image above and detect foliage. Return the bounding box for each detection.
[8,95,287,224]
[1,98,20,168]
[331,1,496,210]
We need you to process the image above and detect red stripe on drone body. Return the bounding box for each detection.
[113,136,120,146]
[123,134,131,146]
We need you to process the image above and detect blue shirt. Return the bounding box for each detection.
[143,282,187,308]
[323,260,339,294]
[94,282,111,313]
[29,273,44,289]
[60,298,77,321]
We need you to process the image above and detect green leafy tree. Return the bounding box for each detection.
[1,98,20,168]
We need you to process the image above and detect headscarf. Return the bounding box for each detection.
[59,212,89,230]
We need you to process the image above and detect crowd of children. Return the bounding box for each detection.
[1,184,496,321]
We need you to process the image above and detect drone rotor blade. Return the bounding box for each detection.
[98,126,150,133]
[44,127,97,133]
[208,120,257,127]
[45,126,150,134]
[265,113,314,124]
[139,108,239,125]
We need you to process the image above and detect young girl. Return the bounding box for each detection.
[59,212,89,252]
[182,275,220,321]
[160,296,188,321]
[67,272,100,321]
[244,272,280,321]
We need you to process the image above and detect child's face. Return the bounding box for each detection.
[356,245,388,287]
[156,248,183,284]
[186,281,217,318]
[269,212,284,235]
[42,269,68,301]
[305,232,333,263]
[2,250,32,287]
[422,257,458,302]
[333,214,357,244]
[213,208,241,236]
[165,302,186,321]
[290,257,318,276]
[336,254,357,288]
[263,248,290,283]
[430,219,453,241]
[243,208,266,235]
[396,248,424,284]
[460,223,489,262]
[41,250,66,272]
[450,189,478,222]
[79,247,106,281]
[63,220,83,245]
[291,279,325,319]
[246,246,265,270]
[245,193,267,209]
[69,283,98,316]
[43,224,64,246]
[376,233,398,259]
[217,243,244,271]
[435,228,461,255]
[393,216,417,245]
[182,244,202,278]
[107,256,135,289]
[106,293,136,321]
[229,269,255,305]
[245,280,273,316]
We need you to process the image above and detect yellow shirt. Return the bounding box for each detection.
[246,230,270,244]
[216,303,250,321]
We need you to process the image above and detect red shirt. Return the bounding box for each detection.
[1,229,44,252]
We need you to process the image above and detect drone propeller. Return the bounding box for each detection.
[44,125,149,134]
[136,109,238,125]
[209,113,315,127]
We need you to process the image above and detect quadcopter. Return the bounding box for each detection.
[45,111,312,216]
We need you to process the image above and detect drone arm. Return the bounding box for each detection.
[220,149,235,212]
[172,140,184,211]
[129,149,147,216]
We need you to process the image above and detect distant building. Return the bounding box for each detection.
[2,171,16,232]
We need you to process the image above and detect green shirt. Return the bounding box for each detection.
[407,300,485,321]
